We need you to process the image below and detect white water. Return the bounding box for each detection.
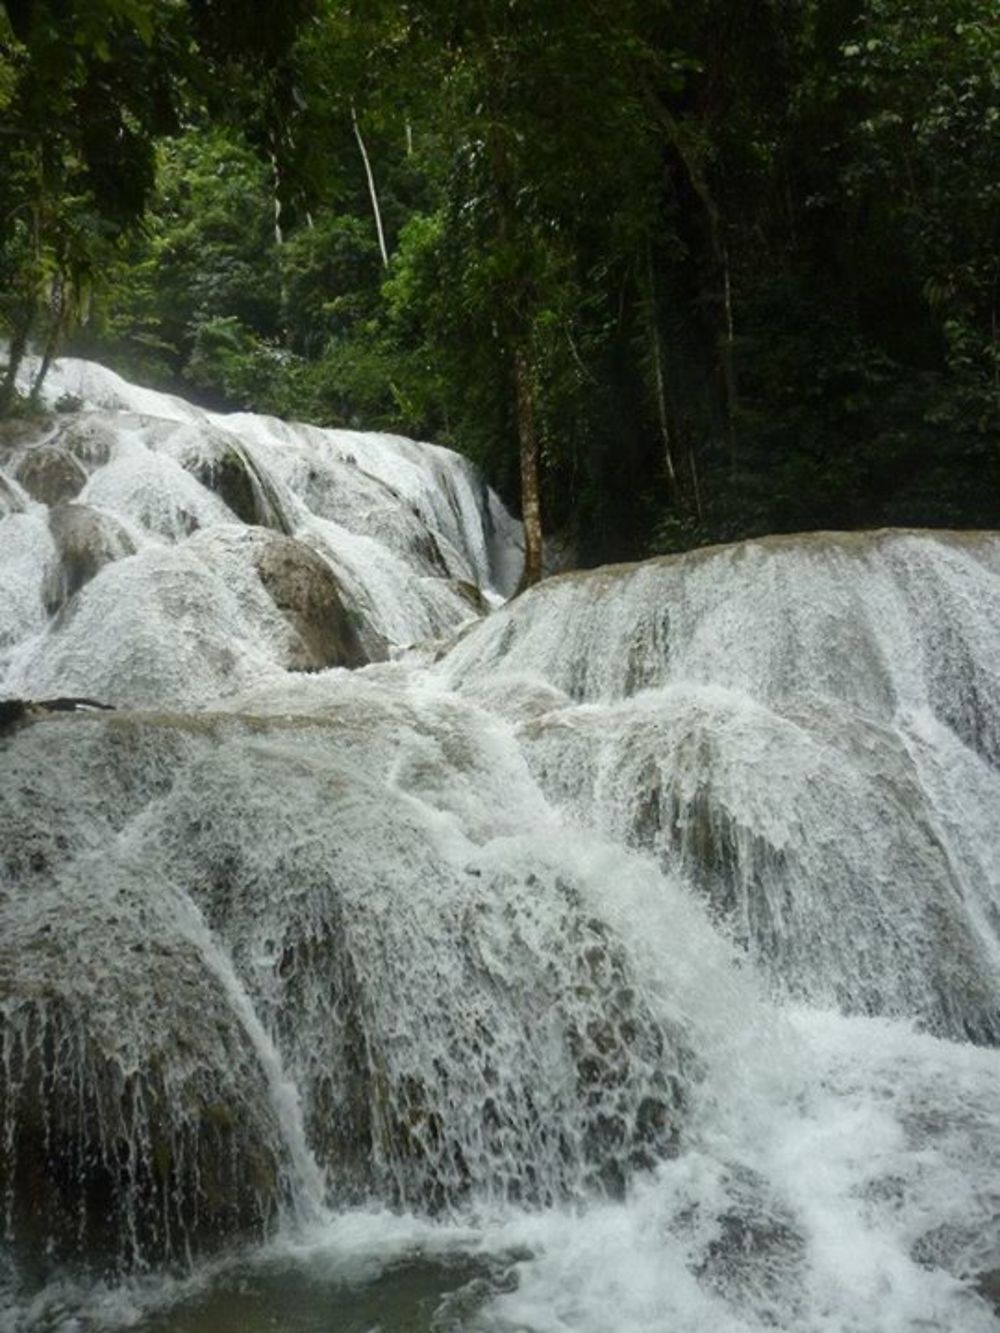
[1,361,1000,1331]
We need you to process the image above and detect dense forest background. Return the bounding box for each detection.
[1,0,997,572]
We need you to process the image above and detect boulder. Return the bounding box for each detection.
[975,1269,1000,1313]
[0,963,286,1270]
[0,826,289,1268]
[0,472,24,518]
[14,446,88,505]
[251,533,369,671]
[44,503,137,611]
[0,416,53,461]
[189,439,292,533]
[54,413,119,468]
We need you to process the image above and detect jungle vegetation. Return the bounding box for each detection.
[2,0,998,574]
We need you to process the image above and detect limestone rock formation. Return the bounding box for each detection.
[250,531,371,671]
[54,412,119,468]
[44,503,137,611]
[0,473,24,518]
[0,715,290,1267]
[14,446,88,505]
[187,437,292,532]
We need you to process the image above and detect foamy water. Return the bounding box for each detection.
[1,360,999,1331]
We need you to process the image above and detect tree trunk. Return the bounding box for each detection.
[719,241,737,467]
[486,119,544,592]
[688,445,704,521]
[513,345,543,591]
[638,78,738,457]
[351,99,389,269]
[29,273,65,408]
[645,245,680,502]
[0,303,34,417]
[269,146,292,347]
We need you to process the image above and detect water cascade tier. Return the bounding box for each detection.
[444,533,1000,1041]
[0,696,691,1274]
[1,356,522,707]
[2,360,1000,1332]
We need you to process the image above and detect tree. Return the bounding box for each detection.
[0,0,315,413]
[46,0,999,559]
[317,0,686,584]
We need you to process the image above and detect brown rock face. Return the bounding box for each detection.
[0,416,53,457]
[975,1270,1000,1313]
[190,442,291,532]
[14,446,88,505]
[252,533,370,671]
[45,503,137,611]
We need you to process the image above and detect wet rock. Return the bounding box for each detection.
[251,533,369,671]
[563,914,687,1195]
[156,727,692,1216]
[54,413,118,468]
[0,416,53,460]
[0,697,114,739]
[0,843,289,1269]
[974,1269,1000,1312]
[189,440,291,532]
[0,472,24,518]
[271,925,377,1203]
[44,503,136,611]
[0,699,28,734]
[691,1169,806,1321]
[451,579,490,615]
[0,982,285,1271]
[295,458,456,579]
[14,446,88,505]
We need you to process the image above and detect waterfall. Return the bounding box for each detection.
[444,533,1000,1040]
[2,360,1000,1331]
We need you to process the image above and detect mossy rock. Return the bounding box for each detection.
[44,503,137,611]
[191,444,291,532]
[252,533,369,671]
[0,932,289,1271]
[450,580,490,615]
[14,445,88,505]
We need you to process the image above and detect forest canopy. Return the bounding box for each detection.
[1,0,998,572]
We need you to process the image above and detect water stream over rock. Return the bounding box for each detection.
[2,360,1000,1331]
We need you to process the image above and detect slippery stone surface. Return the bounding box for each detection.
[45,502,137,611]
[444,529,1000,1043]
[13,445,88,505]
[249,529,370,671]
[0,702,692,1265]
[0,417,52,458]
[0,357,520,710]
[53,412,120,468]
[0,473,24,519]
[0,718,293,1269]
[186,435,293,533]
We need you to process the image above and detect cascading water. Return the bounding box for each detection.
[444,535,1000,1040]
[2,359,1000,1331]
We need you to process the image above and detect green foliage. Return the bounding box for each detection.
[36,0,1000,558]
[0,0,315,410]
[85,130,280,386]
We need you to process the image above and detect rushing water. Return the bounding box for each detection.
[1,359,1000,1331]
